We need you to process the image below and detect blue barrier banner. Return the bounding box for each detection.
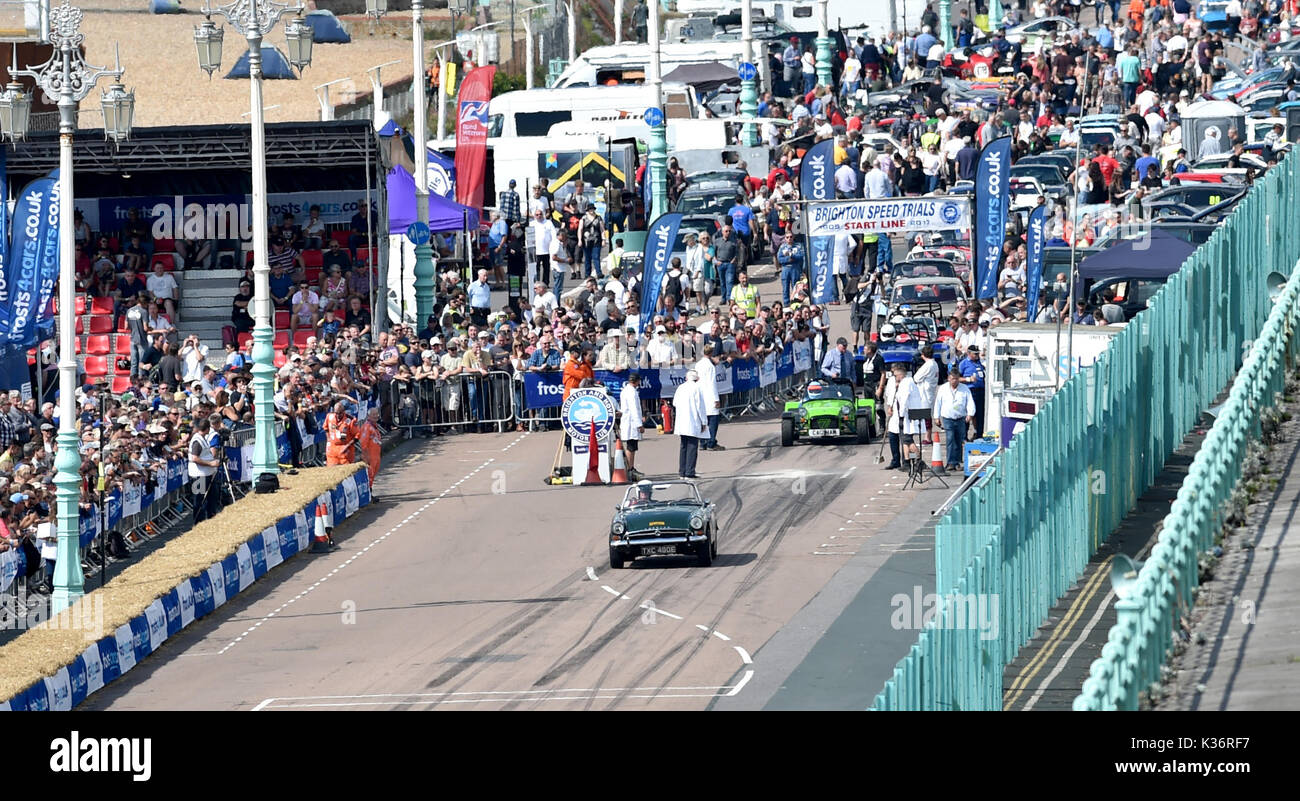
[144,599,168,653]
[276,432,291,464]
[168,458,184,492]
[106,489,121,530]
[81,643,104,696]
[732,361,760,392]
[277,517,298,561]
[44,669,71,711]
[191,572,213,619]
[974,137,1012,300]
[67,656,88,708]
[98,634,121,685]
[524,371,565,408]
[777,344,794,379]
[221,553,241,600]
[78,510,97,548]
[161,589,182,637]
[640,213,683,335]
[1025,203,1047,321]
[247,535,267,579]
[128,616,151,663]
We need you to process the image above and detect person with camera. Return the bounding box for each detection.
[188,416,223,525]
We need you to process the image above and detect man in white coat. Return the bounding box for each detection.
[888,362,926,468]
[695,344,724,451]
[619,371,645,480]
[673,369,709,479]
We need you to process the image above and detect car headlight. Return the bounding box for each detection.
[690,514,705,530]
[612,520,625,536]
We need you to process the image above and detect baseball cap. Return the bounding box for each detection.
[431,336,443,345]
[9,492,27,503]
[656,325,667,333]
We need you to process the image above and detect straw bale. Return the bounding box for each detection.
[0,462,366,703]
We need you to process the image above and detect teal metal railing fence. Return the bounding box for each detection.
[1073,252,1300,710]
[871,149,1300,711]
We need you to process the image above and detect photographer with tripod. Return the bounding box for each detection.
[188,416,223,524]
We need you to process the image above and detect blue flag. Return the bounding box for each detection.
[974,137,1012,300]
[1025,204,1047,321]
[6,172,60,347]
[639,213,682,335]
[799,138,836,305]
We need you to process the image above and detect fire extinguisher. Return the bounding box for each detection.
[660,399,673,435]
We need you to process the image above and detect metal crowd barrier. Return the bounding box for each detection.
[388,371,517,434]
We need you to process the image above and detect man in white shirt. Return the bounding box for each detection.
[645,325,678,366]
[695,345,723,451]
[834,160,858,196]
[937,108,960,142]
[932,370,974,470]
[147,262,180,319]
[672,369,709,479]
[529,208,557,287]
[530,282,557,321]
[619,371,645,479]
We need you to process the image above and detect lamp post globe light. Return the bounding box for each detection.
[0,0,135,615]
[193,0,313,494]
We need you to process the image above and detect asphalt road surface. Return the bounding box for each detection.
[80,411,949,711]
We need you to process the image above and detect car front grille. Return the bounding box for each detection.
[628,529,686,539]
[810,416,843,430]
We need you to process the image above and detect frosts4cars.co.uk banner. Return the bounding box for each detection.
[6,170,60,347]
[974,136,1012,300]
[639,213,683,335]
[799,138,835,305]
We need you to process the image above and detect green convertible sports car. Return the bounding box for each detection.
[780,380,875,446]
[609,481,719,569]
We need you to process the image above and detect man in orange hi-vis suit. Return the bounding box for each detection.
[325,401,359,466]
[358,407,383,486]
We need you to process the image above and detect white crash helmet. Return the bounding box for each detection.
[879,323,897,341]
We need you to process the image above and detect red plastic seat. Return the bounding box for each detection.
[90,297,113,315]
[272,331,289,349]
[83,356,109,377]
[149,253,178,272]
[153,238,176,253]
[74,318,84,336]
[87,316,114,334]
[292,329,312,347]
[302,249,323,268]
[274,310,290,330]
[111,375,133,394]
[236,332,253,349]
[273,350,288,368]
[85,334,111,355]
[73,338,82,355]
[304,266,322,284]
[117,317,129,333]
[330,230,350,247]
[356,247,373,265]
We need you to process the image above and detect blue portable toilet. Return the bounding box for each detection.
[150,0,183,12]
[225,47,298,80]
[304,10,351,44]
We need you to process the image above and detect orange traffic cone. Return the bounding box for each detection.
[583,422,604,485]
[310,495,334,553]
[931,426,945,472]
[610,434,630,484]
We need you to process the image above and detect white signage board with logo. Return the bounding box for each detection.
[806,198,971,236]
[562,388,616,485]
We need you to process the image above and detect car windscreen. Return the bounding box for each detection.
[895,284,962,303]
[1011,165,1065,184]
[676,193,732,215]
[623,483,701,506]
[804,382,855,401]
[893,261,956,279]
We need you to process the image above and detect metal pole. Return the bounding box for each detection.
[1061,50,1091,389]
[816,0,832,88]
[648,0,667,217]
[51,54,84,615]
[740,0,758,147]
[566,1,576,65]
[413,0,437,327]
[365,120,376,328]
[614,0,623,45]
[247,23,279,486]
[938,0,950,51]
[524,13,535,89]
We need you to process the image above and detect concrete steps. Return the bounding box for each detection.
[178,269,243,350]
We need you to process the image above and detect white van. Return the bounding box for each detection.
[484,82,701,139]
[672,1,916,34]
[548,117,770,179]
[553,41,750,89]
